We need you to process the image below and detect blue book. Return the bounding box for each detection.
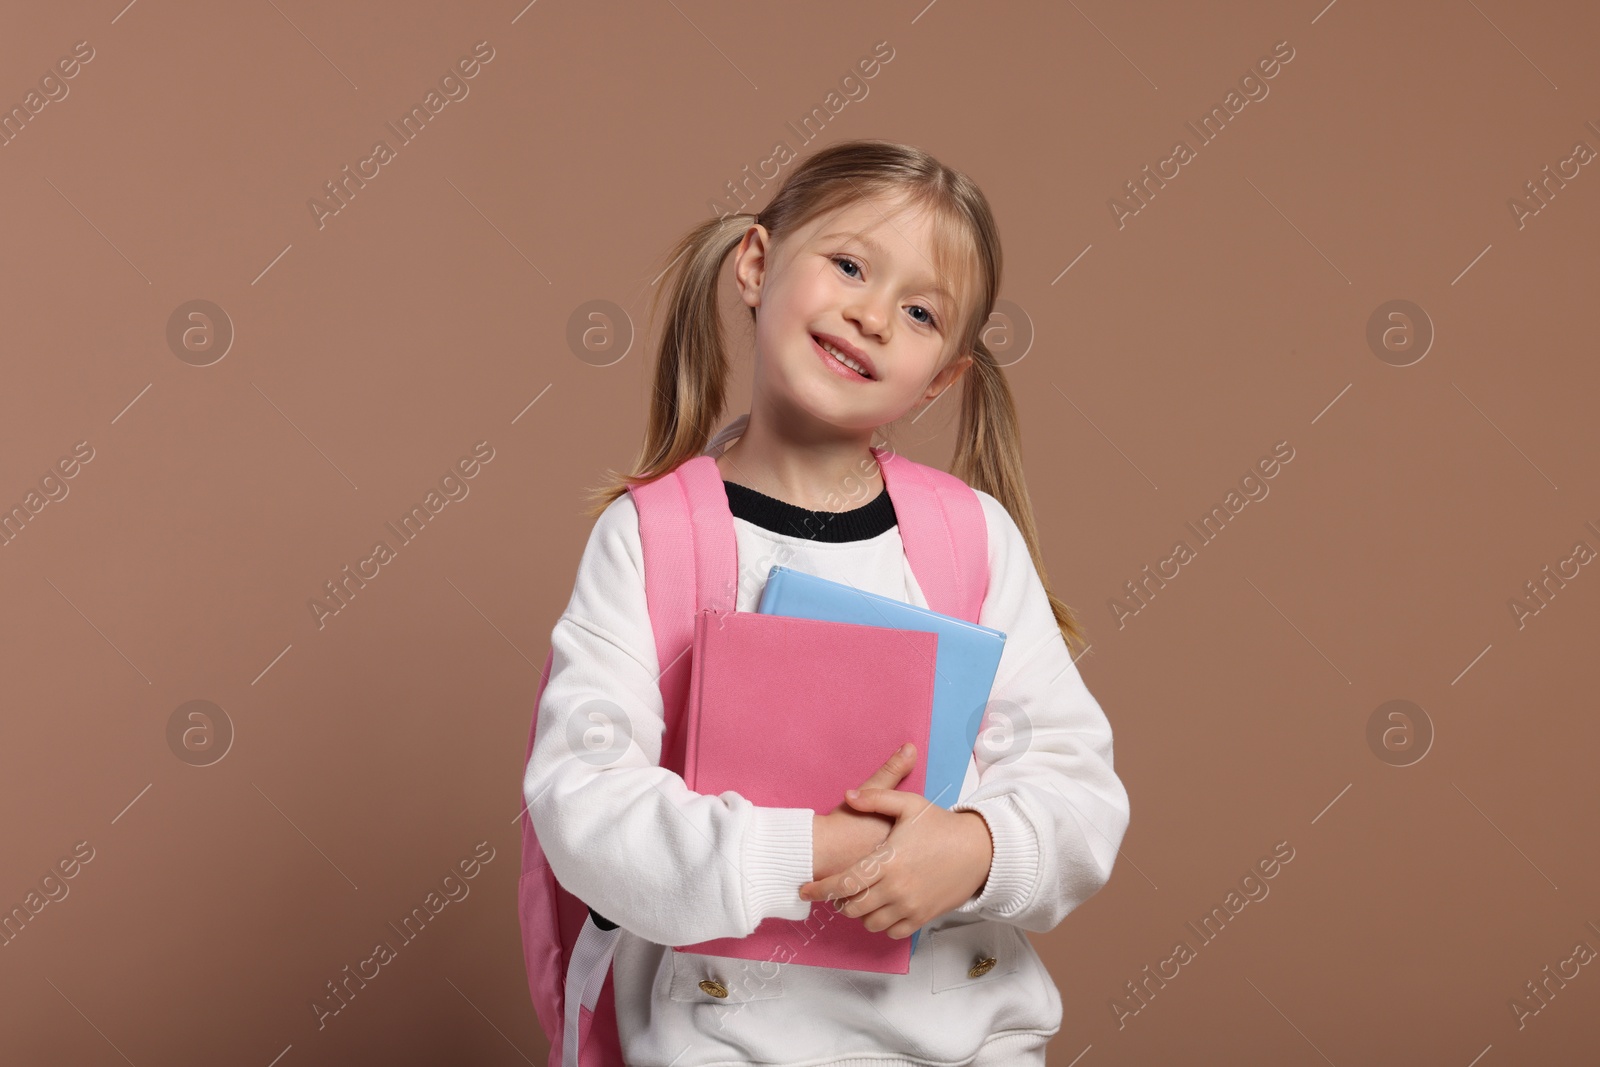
[757,565,1008,954]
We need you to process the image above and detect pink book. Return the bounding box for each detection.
[674,609,938,974]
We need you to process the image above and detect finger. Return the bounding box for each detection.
[831,884,874,919]
[801,855,887,904]
[857,901,910,936]
[843,787,913,816]
[805,868,878,906]
[857,742,917,791]
[885,916,921,940]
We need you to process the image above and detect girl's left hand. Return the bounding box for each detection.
[797,787,994,939]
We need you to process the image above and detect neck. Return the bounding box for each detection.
[713,416,884,513]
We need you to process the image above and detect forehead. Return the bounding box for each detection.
[797,197,965,303]
[800,197,937,260]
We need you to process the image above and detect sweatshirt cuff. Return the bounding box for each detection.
[742,805,815,926]
[950,792,1039,919]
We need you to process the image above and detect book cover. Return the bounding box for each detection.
[758,565,1008,812]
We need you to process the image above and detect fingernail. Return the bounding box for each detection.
[898,743,912,756]
[846,788,859,798]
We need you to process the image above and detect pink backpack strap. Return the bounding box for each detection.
[627,456,739,776]
[873,444,989,623]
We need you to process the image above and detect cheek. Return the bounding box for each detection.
[757,310,799,362]
[757,283,808,341]
[887,380,929,408]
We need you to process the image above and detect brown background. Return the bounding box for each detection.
[3,1,1597,1064]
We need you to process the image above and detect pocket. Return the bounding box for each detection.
[928,919,1023,994]
[668,948,787,1003]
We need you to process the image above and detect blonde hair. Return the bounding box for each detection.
[584,139,1086,651]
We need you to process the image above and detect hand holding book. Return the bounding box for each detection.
[800,787,995,941]
[810,741,918,882]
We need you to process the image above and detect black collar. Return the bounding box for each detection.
[723,480,897,542]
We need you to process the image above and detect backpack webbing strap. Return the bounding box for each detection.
[562,918,622,1067]
[873,445,989,622]
[629,456,738,777]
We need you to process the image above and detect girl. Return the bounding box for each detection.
[525,139,1130,1066]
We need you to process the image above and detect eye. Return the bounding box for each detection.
[831,255,941,331]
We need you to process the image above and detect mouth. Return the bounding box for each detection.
[811,334,876,381]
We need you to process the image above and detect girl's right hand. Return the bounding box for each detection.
[811,743,917,882]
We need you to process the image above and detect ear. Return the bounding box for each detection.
[923,352,973,403]
[733,223,771,310]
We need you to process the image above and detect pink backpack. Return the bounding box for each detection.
[517,443,990,1067]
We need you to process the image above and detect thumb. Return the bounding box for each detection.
[858,742,917,792]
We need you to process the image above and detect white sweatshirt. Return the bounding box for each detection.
[524,477,1130,1067]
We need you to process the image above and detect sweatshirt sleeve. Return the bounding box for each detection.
[523,493,815,947]
[946,490,1131,933]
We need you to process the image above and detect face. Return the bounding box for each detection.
[732,194,975,440]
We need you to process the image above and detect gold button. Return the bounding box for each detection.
[698,978,729,998]
[967,955,997,979]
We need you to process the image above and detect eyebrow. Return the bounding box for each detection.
[817,231,954,306]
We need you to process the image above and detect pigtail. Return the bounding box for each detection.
[583,213,754,518]
[949,342,1089,654]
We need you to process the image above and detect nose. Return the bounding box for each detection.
[844,291,892,343]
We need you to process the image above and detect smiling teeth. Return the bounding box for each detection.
[819,339,869,378]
